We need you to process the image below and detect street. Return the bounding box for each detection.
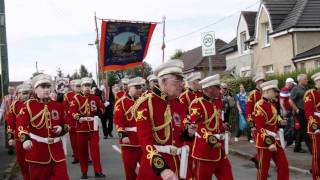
[63,132,311,180]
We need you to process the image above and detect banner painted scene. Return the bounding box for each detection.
[99,21,156,71]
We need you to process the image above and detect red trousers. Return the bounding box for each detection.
[69,129,78,160]
[310,134,320,180]
[121,146,141,180]
[256,147,289,180]
[77,131,102,174]
[15,140,29,180]
[29,161,69,180]
[194,157,233,180]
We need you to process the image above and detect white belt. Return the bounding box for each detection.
[195,132,225,140]
[154,145,190,179]
[80,117,94,122]
[30,133,61,144]
[314,112,320,117]
[80,116,99,131]
[265,130,278,139]
[125,127,137,132]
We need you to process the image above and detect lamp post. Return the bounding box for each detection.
[0,0,9,99]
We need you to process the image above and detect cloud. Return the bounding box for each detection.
[5,0,259,81]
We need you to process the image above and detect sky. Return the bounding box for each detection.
[5,0,259,81]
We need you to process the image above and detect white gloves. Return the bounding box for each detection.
[53,125,62,135]
[8,139,15,146]
[23,140,33,150]
[104,101,110,107]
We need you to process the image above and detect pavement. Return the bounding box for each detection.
[229,136,312,174]
[0,123,18,180]
[5,130,313,180]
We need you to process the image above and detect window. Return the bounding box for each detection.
[263,65,274,74]
[315,60,320,68]
[241,70,251,77]
[262,23,270,46]
[240,31,248,54]
[284,65,292,73]
[300,62,305,70]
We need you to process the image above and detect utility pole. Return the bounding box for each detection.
[161,16,166,63]
[94,12,103,87]
[0,0,9,98]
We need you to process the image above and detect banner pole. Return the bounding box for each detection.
[94,12,102,86]
[162,16,166,64]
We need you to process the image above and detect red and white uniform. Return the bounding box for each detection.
[16,98,70,180]
[304,89,320,179]
[63,91,78,160]
[254,98,289,180]
[114,95,141,180]
[69,93,105,174]
[7,100,30,180]
[189,96,233,180]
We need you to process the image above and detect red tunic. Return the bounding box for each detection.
[179,88,203,108]
[115,90,126,103]
[7,100,25,140]
[16,99,69,164]
[304,89,320,134]
[246,89,262,128]
[254,98,282,149]
[63,91,76,128]
[69,94,105,132]
[135,91,189,178]
[189,96,226,161]
[114,96,140,147]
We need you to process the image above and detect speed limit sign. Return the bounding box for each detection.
[201,31,216,57]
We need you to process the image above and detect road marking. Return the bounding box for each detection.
[112,145,122,154]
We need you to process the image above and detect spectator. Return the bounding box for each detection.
[235,84,252,143]
[100,81,115,139]
[280,78,296,147]
[289,74,311,153]
[221,83,234,126]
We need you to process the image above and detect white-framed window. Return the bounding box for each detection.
[240,31,248,54]
[262,23,270,46]
[284,65,292,73]
[263,65,274,74]
[241,70,251,77]
[314,60,320,68]
[300,62,306,70]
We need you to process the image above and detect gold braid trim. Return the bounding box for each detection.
[26,100,51,129]
[148,96,171,144]
[74,95,89,115]
[199,98,219,131]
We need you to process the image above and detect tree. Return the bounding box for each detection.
[170,49,184,60]
[79,65,89,78]
[57,67,63,77]
[71,70,80,80]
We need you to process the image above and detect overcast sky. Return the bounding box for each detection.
[5,0,259,81]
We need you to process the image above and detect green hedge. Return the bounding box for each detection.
[223,68,320,95]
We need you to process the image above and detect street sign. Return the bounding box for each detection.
[201,31,216,57]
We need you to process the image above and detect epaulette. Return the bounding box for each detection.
[132,93,151,117]
[304,89,316,100]
[115,95,126,107]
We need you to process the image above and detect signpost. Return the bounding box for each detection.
[201,31,216,76]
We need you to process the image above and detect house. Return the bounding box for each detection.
[219,11,257,77]
[249,0,320,75]
[180,39,227,77]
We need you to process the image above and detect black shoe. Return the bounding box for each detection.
[250,157,259,169]
[108,133,113,138]
[104,136,108,139]
[81,173,88,179]
[294,149,307,153]
[95,173,106,178]
[72,159,79,164]
[88,160,92,164]
[310,169,312,174]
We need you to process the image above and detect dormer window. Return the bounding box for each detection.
[262,23,270,46]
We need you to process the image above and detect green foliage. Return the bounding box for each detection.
[107,62,153,86]
[170,49,184,60]
[224,68,320,95]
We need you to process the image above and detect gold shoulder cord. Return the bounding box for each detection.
[266,105,278,126]
[11,100,18,116]
[148,95,171,144]
[75,95,89,115]
[199,98,219,131]
[27,100,51,129]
